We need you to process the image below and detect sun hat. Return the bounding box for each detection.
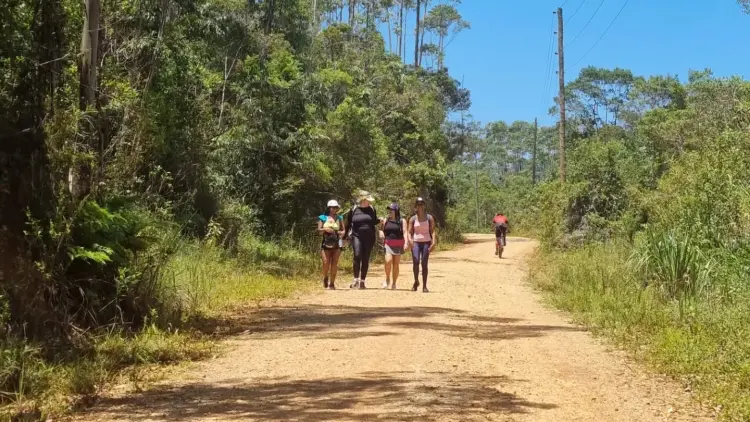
[327,199,340,208]
[357,190,375,203]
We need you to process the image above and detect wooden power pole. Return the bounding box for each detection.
[532,117,538,185]
[556,7,566,183]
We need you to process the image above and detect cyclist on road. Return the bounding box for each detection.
[492,212,510,258]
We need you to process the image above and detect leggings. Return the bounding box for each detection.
[412,242,431,285]
[352,235,375,280]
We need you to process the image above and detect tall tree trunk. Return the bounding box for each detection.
[414,0,420,66]
[79,0,99,111]
[438,33,444,70]
[349,0,356,27]
[398,1,404,59]
[71,0,101,199]
[418,0,427,66]
[312,0,318,34]
[386,6,392,52]
[264,0,275,33]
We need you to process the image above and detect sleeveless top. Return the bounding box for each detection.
[383,218,404,240]
[412,216,432,243]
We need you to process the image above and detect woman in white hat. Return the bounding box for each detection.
[318,199,345,289]
[344,190,379,289]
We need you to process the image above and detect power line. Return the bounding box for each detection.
[560,0,571,7]
[568,0,630,70]
[540,13,556,112]
[566,0,587,24]
[566,0,605,46]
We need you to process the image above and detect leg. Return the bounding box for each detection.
[360,238,374,282]
[412,242,421,290]
[352,237,363,287]
[421,243,431,291]
[392,255,401,287]
[384,252,393,284]
[329,249,341,288]
[321,249,331,288]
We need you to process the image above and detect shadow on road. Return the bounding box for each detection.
[85,372,556,421]
[191,304,582,342]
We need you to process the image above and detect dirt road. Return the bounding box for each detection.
[78,235,713,421]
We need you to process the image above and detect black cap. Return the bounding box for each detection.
[415,197,425,205]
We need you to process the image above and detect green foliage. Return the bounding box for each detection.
[632,230,713,299]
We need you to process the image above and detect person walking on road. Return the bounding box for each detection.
[408,197,436,293]
[318,200,345,289]
[492,212,510,258]
[345,191,379,289]
[379,203,408,290]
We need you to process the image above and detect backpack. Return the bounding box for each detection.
[320,215,342,248]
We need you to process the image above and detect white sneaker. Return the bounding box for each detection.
[382,281,389,289]
[350,278,359,289]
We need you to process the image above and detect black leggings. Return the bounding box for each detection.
[412,242,431,286]
[352,235,375,280]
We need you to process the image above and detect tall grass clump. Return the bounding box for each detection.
[632,229,714,299]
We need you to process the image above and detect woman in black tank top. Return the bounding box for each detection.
[378,203,408,289]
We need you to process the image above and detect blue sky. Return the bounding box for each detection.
[400,0,750,126]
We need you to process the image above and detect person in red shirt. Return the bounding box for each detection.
[492,213,510,258]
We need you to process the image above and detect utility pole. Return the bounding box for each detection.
[556,7,566,183]
[532,117,538,185]
[460,74,479,231]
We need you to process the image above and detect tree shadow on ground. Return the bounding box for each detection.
[84,372,556,421]
[190,304,581,342]
[429,256,515,265]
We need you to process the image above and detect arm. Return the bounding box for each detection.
[342,210,352,239]
[401,218,411,247]
[378,218,385,239]
[429,216,438,251]
[406,217,414,246]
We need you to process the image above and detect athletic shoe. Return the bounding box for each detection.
[323,278,329,288]
[350,279,359,289]
[329,282,336,290]
[412,281,419,292]
[391,283,397,290]
[382,281,389,289]
[359,281,367,289]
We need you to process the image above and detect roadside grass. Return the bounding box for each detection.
[529,242,750,421]
[0,234,317,421]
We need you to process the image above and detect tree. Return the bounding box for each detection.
[423,3,469,70]
[414,0,421,65]
[69,0,102,199]
[560,67,635,134]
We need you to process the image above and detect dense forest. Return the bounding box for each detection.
[1,0,472,416]
[3,0,750,419]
